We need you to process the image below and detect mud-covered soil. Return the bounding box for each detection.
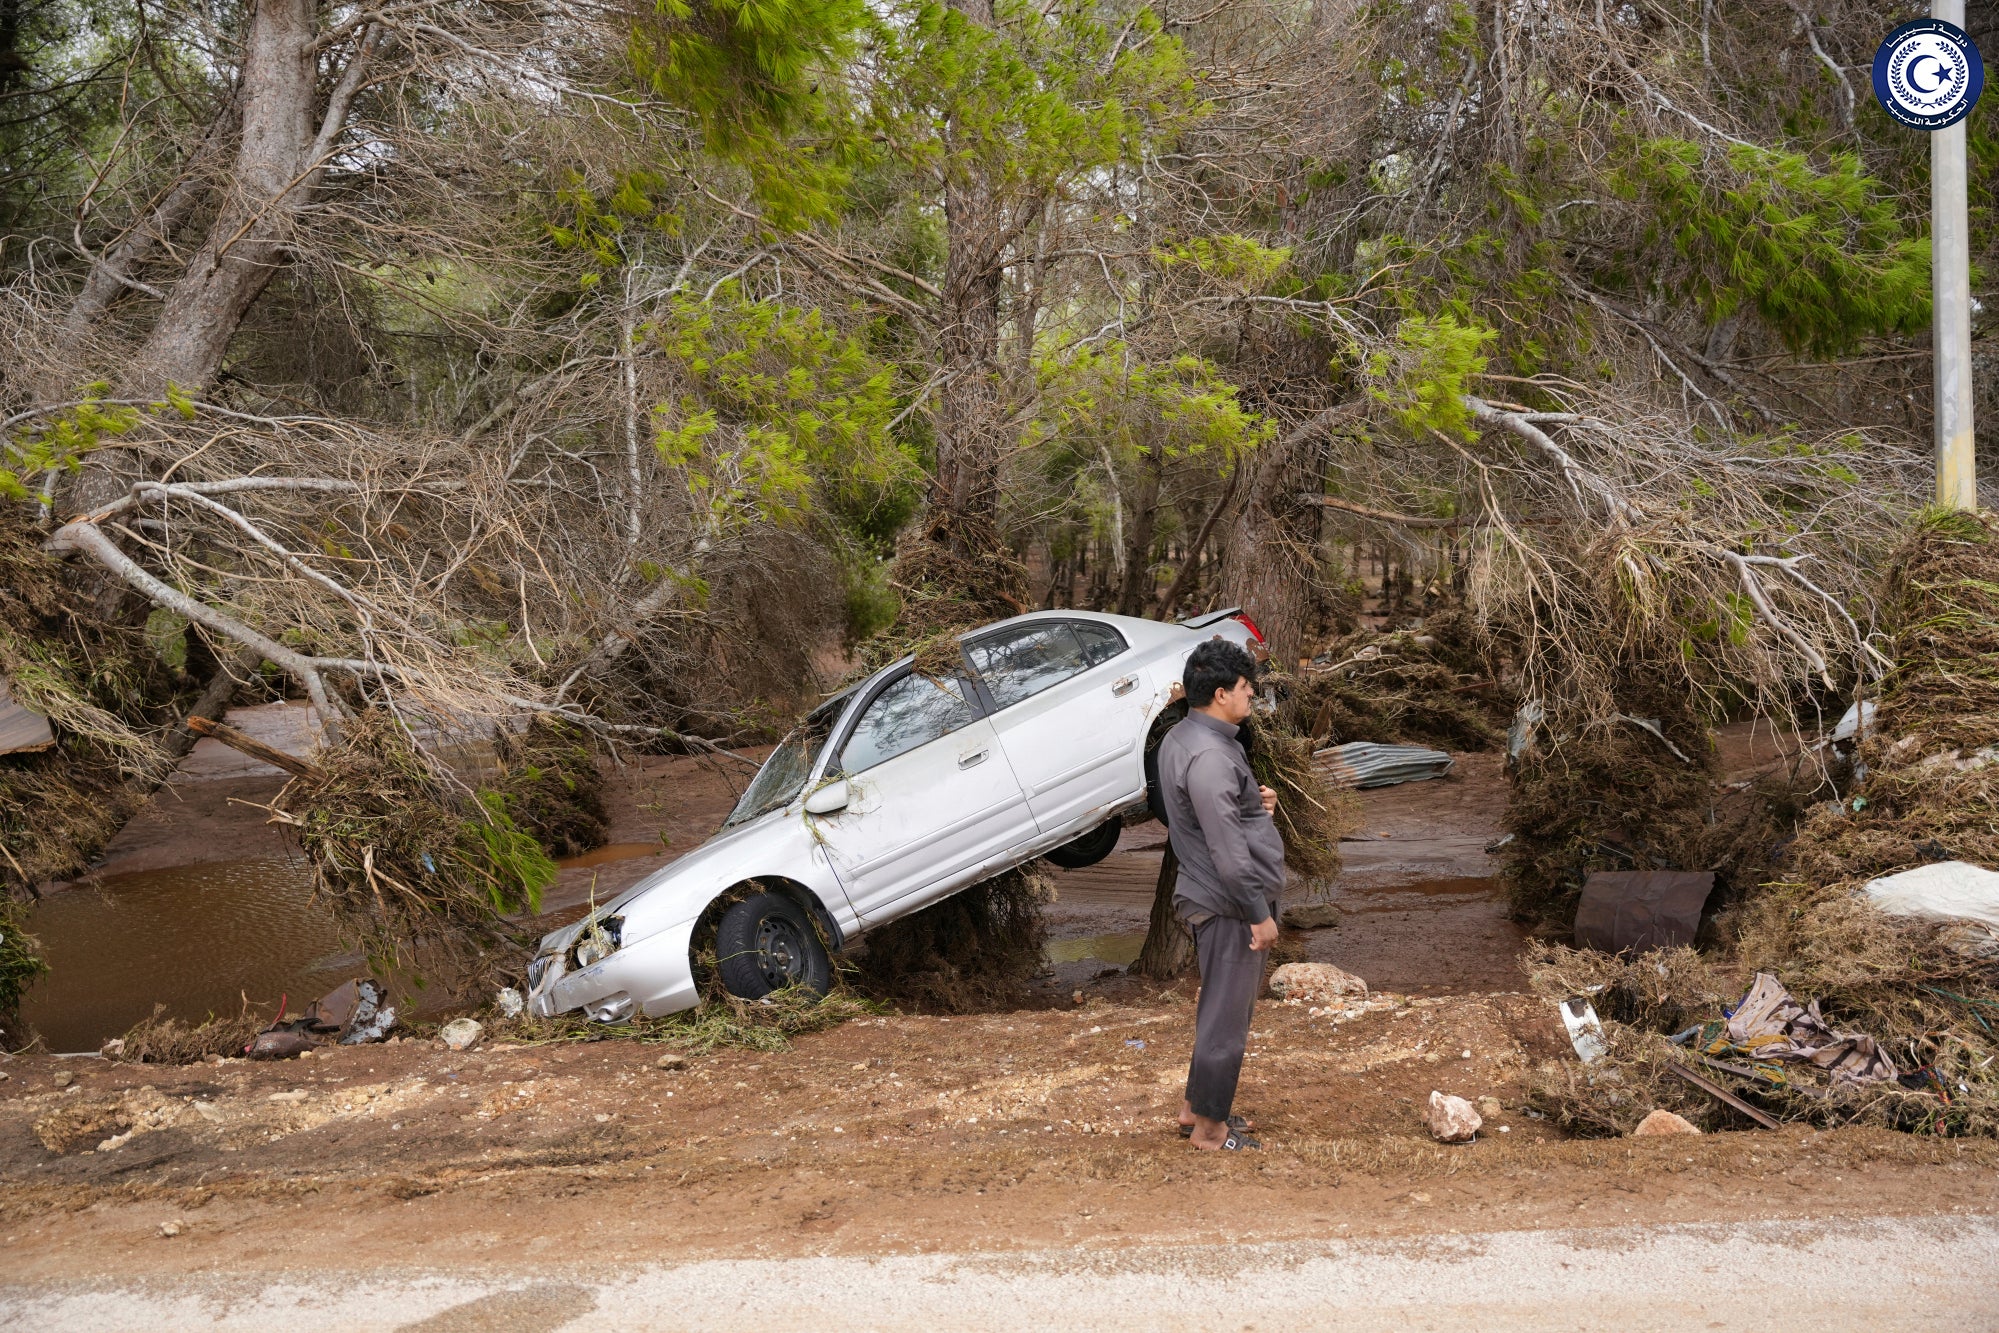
[5,990,1996,1281]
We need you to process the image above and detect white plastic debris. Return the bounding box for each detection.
[1862,860,1999,931]
[1830,699,1877,745]
[494,987,524,1019]
[1560,996,1607,1063]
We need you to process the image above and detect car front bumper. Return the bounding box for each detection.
[527,919,701,1021]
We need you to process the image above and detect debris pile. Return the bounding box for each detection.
[1239,714,1352,886]
[1289,607,1512,753]
[487,716,608,859]
[854,865,1052,1012]
[1523,508,1999,1139]
[114,1000,269,1065]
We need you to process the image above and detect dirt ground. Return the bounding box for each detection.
[7,725,1998,1281]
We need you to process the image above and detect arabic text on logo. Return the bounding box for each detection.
[1872,19,1985,131]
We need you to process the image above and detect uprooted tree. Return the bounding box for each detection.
[1,0,1994,1052]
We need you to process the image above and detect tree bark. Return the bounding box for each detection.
[929,0,1014,555]
[1133,844,1195,980]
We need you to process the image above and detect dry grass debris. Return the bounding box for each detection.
[113,1000,268,1065]
[1291,606,1512,753]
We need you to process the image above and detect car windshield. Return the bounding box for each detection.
[723,699,844,827]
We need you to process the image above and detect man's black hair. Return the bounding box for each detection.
[1183,638,1258,710]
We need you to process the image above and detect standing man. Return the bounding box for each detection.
[1156,638,1284,1151]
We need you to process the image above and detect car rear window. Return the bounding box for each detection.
[968,620,1126,710]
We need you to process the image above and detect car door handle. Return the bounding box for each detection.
[958,749,989,769]
[1111,675,1138,697]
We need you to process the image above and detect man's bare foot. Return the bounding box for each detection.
[1176,1098,1253,1132]
[1187,1114,1231,1150]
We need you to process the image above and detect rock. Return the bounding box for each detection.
[439,1018,484,1052]
[0,1070,8,1081]
[654,1052,687,1071]
[1632,1109,1702,1137]
[158,1220,182,1238]
[266,1089,309,1104]
[1268,963,1368,1002]
[494,987,525,1019]
[1072,989,1085,1006]
[1425,1090,1482,1143]
[99,1038,126,1059]
[203,1053,224,1065]
[52,1070,75,1088]
[1477,1095,1503,1119]
[1282,902,1343,931]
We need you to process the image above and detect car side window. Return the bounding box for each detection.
[836,672,979,774]
[1072,621,1127,667]
[968,622,1097,710]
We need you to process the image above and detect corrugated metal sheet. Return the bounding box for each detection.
[1314,741,1454,789]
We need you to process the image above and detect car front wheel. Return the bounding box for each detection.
[714,891,832,1000]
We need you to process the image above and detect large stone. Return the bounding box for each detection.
[1282,902,1343,931]
[1269,962,1368,1001]
[1425,1090,1483,1143]
[439,1018,484,1052]
[1631,1109,1702,1136]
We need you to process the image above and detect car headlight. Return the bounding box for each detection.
[570,914,623,970]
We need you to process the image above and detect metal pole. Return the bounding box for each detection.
[1933,0,1977,510]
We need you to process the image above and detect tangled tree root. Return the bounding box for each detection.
[494,986,887,1053]
[1291,606,1513,752]
[489,716,608,859]
[275,712,551,991]
[853,866,1052,1012]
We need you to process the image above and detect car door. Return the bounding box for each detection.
[814,667,1036,923]
[964,619,1149,833]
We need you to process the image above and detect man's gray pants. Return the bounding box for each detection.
[1184,915,1266,1122]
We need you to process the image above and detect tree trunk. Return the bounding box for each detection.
[126,1,374,393]
[1115,445,1162,616]
[1133,844,1195,980]
[63,105,240,336]
[928,0,1016,556]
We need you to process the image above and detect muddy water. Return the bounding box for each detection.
[20,859,354,1053]
[17,841,677,1053]
[1046,930,1146,968]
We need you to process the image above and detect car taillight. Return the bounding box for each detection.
[1233,613,1266,645]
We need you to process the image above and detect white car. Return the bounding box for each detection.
[526,608,1265,1021]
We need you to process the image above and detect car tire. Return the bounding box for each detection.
[1144,700,1190,824]
[1043,818,1122,869]
[714,891,832,1001]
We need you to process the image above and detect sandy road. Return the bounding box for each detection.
[4,1213,1995,1332]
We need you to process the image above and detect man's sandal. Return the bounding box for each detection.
[1178,1114,1253,1138]
[1218,1128,1261,1150]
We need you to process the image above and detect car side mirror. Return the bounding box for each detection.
[803,779,850,816]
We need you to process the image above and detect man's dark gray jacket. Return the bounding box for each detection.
[1156,709,1286,925]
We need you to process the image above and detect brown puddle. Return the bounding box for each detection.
[19,858,352,1053]
[556,842,668,870]
[1046,930,1146,968]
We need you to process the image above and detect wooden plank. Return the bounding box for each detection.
[0,678,55,755]
[186,715,326,780]
[1665,1060,1782,1129]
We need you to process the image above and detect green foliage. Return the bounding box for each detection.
[1366,315,1496,439]
[1616,138,1931,357]
[1,387,139,502]
[867,0,1199,195]
[652,284,922,541]
[464,793,558,915]
[1033,343,1275,465]
[1155,234,1292,290]
[0,898,48,1040]
[632,0,869,226]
